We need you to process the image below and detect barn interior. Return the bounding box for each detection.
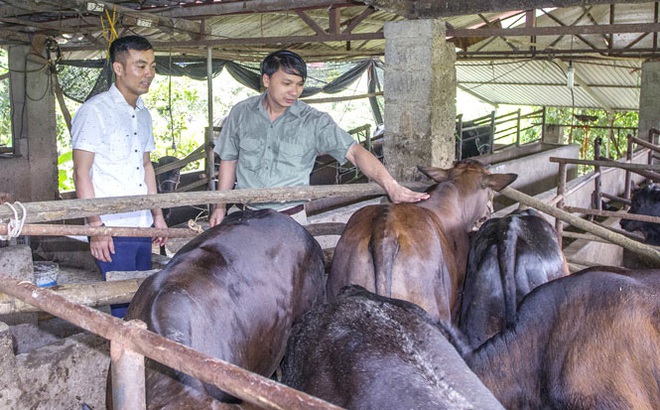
[0,0,659,408]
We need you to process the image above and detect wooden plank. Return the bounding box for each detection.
[0,183,429,224]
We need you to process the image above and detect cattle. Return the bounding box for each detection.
[620,183,660,246]
[281,285,505,410]
[152,155,183,223]
[106,209,326,409]
[327,159,517,323]
[458,208,569,347]
[443,266,660,409]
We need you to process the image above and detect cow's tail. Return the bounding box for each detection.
[498,225,518,326]
[371,223,399,298]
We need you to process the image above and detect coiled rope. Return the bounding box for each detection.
[0,202,27,241]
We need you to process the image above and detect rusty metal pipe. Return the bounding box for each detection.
[0,279,343,410]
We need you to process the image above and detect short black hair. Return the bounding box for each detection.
[261,50,307,81]
[110,35,153,64]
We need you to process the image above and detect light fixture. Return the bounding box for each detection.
[567,61,575,89]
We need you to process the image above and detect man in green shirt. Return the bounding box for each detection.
[210,50,428,226]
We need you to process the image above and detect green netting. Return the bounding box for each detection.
[56,57,384,123]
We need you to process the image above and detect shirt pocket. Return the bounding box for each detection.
[107,131,132,162]
[239,137,264,171]
[277,140,315,172]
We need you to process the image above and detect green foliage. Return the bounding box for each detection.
[0,48,10,148]
[142,75,208,169]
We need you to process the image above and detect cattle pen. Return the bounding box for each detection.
[1,142,660,408]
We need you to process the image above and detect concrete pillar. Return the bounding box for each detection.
[543,124,564,144]
[6,36,58,202]
[383,19,456,182]
[637,61,660,143]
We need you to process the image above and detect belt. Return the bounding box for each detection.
[235,203,304,216]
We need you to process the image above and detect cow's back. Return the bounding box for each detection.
[116,209,325,408]
[459,208,568,346]
[328,203,453,322]
[468,267,660,409]
[282,285,504,410]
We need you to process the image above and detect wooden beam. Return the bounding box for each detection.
[361,0,654,19]
[449,22,660,38]
[157,0,354,19]
[1,0,203,38]
[60,31,385,52]
[296,10,326,36]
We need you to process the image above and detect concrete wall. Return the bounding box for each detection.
[0,323,109,410]
[1,38,58,203]
[383,19,456,181]
[485,143,580,208]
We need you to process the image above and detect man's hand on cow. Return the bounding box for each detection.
[90,234,114,263]
[152,214,168,247]
[209,205,226,228]
[385,180,430,203]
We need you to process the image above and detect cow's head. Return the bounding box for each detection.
[154,156,182,194]
[620,184,660,245]
[417,159,517,230]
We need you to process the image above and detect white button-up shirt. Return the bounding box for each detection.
[71,84,155,228]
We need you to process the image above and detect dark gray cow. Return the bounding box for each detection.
[445,267,660,409]
[282,285,504,410]
[459,208,568,347]
[107,209,326,409]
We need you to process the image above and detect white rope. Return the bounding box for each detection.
[0,202,27,241]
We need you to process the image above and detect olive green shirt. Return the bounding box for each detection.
[214,93,356,210]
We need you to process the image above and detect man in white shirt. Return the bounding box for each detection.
[71,35,166,318]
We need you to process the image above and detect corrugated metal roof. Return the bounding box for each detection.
[455,5,647,111]
[0,1,655,111]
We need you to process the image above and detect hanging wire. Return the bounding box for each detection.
[168,47,176,154]
[100,6,119,59]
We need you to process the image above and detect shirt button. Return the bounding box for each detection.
[132,115,135,118]
[135,149,138,152]
[136,167,140,170]
[139,183,142,187]
[134,132,137,135]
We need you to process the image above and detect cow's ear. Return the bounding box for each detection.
[482,173,518,191]
[417,165,450,183]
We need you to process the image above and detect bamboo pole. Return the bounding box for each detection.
[0,279,342,410]
[563,206,660,224]
[499,186,660,263]
[549,157,660,171]
[0,183,428,224]
[0,222,342,241]
[0,224,198,238]
[0,278,144,314]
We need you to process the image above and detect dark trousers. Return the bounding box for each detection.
[97,236,152,318]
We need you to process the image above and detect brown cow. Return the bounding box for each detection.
[327,159,517,322]
[444,266,660,409]
[459,208,569,347]
[107,209,325,409]
[281,285,505,410]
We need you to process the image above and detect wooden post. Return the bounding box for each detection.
[555,162,567,248]
[111,320,147,410]
[592,137,603,218]
[625,134,633,203]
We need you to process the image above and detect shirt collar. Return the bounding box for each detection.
[109,84,146,110]
[257,92,303,119]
